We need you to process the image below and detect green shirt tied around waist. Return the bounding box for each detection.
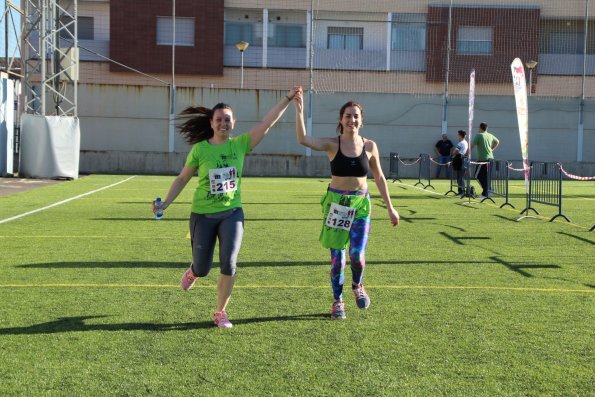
[185,133,252,214]
[473,131,499,161]
[320,189,371,249]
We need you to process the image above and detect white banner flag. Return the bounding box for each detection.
[468,69,475,158]
[510,58,530,191]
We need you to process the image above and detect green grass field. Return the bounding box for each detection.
[0,175,593,396]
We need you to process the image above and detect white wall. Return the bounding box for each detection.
[76,85,595,175]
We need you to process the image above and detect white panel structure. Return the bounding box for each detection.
[20,113,80,179]
[0,74,15,176]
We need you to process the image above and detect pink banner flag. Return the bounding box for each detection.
[510,58,530,191]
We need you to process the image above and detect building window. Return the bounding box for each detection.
[157,17,195,46]
[59,16,94,40]
[457,26,493,55]
[327,27,363,50]
[392,14,426,51]
[268,24,305,48]
[547,32,584,54]
[225,22,254,46]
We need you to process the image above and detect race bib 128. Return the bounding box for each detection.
[325,202,355,231]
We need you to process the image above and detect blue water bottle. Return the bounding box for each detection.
[155,197,164,220]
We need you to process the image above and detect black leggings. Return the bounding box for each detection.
[189,208,244,277]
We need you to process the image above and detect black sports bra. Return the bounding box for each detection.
[330,136,370,177]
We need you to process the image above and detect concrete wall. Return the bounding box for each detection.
[77,85,595,177]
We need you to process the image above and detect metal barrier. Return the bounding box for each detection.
[460,157,477,198]
[388,152,401,182]
[520,161,570,222]
[445,162,457,196]
[472,161,496,204]
[414,153,434,190]
[487,160,515,208]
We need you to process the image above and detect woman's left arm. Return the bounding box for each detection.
[368,140,400,226]
[249,87,300,149]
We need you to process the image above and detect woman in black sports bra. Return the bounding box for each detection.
[293,87,399,320]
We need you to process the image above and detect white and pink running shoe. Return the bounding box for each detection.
[180,267,197,291]
[213,310,233,328]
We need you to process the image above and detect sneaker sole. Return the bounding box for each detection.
[356,300,370,309]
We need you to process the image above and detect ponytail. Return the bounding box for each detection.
[178,103,233,144]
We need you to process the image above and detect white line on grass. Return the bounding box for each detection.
[0,283,593,294]
[0,176,137,225]
[394,182,447,197]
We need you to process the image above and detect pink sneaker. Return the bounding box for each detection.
[331,300,346,320]
[213,311,233,328]
[180,267,197,291]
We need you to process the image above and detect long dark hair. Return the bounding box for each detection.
[178,103,234,144]
[336,101,364,135]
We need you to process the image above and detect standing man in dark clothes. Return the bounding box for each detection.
[435,133,454,179]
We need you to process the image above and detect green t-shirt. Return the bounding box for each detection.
[319,190,371,249]
[185,133,252,214]
[473,131,499,161]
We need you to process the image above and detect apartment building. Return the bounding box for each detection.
[30,0,591,174]
[72,0,595,97]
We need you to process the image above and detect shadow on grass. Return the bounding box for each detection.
[399,216,437,223]
[17,260,495,269]
[557,231,594,245]
[437,224,466,232]
[493,214,519,223]
[0,313,329,335]
[490,256,561,278]
[370,194,442,200]
[454,202,481,209]
[439,231,491,245]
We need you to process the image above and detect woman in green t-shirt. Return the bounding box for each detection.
[154,88,298,328]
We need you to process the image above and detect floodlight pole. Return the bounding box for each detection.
[577,0,589,162]
[306,0,314,157]
[240,51,244,88]
[235,41,249,89]
[168,0,176,153]
[525,60,537,96]
[441,0,453,134]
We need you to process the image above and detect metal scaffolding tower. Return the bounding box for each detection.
[22,0,78,116]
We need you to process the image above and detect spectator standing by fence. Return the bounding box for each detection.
[471,122,499,198]
[435,133,454,179]
[451,130,469,195]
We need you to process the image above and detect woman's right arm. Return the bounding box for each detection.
[294,90,331,152]
[154,165,196,213]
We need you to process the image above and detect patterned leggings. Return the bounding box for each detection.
[330,216,371,301]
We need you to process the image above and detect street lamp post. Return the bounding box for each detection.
[525,60,537,96]
[235,41,250,89]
